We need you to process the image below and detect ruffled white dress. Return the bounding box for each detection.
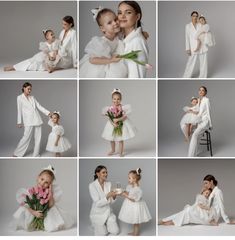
[46,119,71,153]
[180,105,201,125]
[14,40,61,71]
[195,24,216,47]
[12,184,75,232]
[79,36,127,78]
[102,104,136,141]
[118,185,152,224]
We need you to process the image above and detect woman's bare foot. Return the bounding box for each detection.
[4,66,15,71]
[210,220,218,226]
[47,67,54,73]
[128,232,134,236]
[12,154,17,157]
[108,150,115,156]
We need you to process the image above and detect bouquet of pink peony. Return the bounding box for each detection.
[118,50,153,69]
[21,186,50,231]
[106,105,124,136]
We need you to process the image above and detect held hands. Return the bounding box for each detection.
[17,124,24,128]
[186,50,191,56]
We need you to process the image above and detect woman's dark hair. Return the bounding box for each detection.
[94,165,107,181]
[63,15,74,28]
[22,82,32,92]
[43,29,53,40]
[39,169,55,181]
[200,86,208,94]
[191,11,199,17]
[129,168,142,183]
[203,175,218,186]
[96,8,115,26]
[119,1,142,28]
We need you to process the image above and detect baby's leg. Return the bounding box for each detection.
[119,141,124,157]
[128,224,140,236]
[189,124,193,136]
[185,124,190,142]
[194,39,201,52]
[108,141,115,155]
[55,152,61,157]
[159,220,175,226]
[4,66,16,71]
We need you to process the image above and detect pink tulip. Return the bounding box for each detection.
[28,188,34,195]
[145,63,153,70]
[34,186,39,194]
[40,199,45,205]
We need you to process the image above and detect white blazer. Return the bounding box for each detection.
[185,22,208,54]
[58,28,77,68]
[17,94,50,126]
[89,179,115,225]
[198,96,212,128]
[209,186,230,223]
[123,27,149,78]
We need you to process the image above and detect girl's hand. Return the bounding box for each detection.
[113,118,119,124]
[55,141,59,146]
[110,55,121,63]
[113,122,118,128]
[32,210,43,218]
[48,184,53,199]
[121,192,128,198]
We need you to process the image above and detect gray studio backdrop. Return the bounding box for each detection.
[79,158,156,236]
[159,80,235,157]
[159,1,235,78]
[79,1,156,78]
[0,1,77,62]
[79,80,156,157]
[0,158,77,236]
[159,159,235,235]
[0,80,77,157]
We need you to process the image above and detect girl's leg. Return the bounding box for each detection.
[108,141,115,155]
[185,124,190,142]
[133,224,140,236]
[119,141,124,157]
[159,220,175,226]
[189,124,193,136]
[4,66,16,71]
[55,152,61,157]
[194,39,201,52]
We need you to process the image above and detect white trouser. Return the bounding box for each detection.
[183,52,208,78]
[93,214,119,236]
[14,126,42,157]
[187,120,210,157]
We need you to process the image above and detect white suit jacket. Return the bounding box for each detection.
[17,94,50,126]
[123,27,149,78]
[89,179,115,225]
[185,22,208,54]
[198,96,212,128]
[59,29,77,68]
[209,186,230,223]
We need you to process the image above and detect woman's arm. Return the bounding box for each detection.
[216,190,230,223]
[34,98,50,116]
[17,96,23,126]
[198,203,210,211]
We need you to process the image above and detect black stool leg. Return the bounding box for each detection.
[206,131,209,151]
[208,132,213,157]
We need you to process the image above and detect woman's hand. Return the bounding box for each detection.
[121,191,129,198]
[186,50,191,56]
[17,124,23,128]
[228,220,235,224]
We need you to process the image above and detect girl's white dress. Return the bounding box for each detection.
[180,105,201,125]
[46,119,71,153]
[14,40,61,71]
[79,36,128,78]
[102,104,136,141]
[12,184,75,232]
[195,24,216,47]
[118,185,152,224]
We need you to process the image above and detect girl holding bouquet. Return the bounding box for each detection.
[118,168,151,236]
[102,88,136,157]
[12,165,74,232]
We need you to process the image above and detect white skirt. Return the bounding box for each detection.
[118,199,152,224]
[46,133,71,153]
[180,113,201,125]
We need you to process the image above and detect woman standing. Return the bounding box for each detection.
[89,165,119,236]
[117,1,149,78]
[13,82,51,157]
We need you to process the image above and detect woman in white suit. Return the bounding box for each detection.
[118,1,149,78]
[89,165,119,236]
[13,82,51,157]
[180,86,212,157]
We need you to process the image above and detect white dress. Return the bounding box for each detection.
[118,185,152,224]
[12,184,75,232]
[102,104,136,141]
[46,119,71,153]
[122,27,149,78]
[14,40,60,71]
[162,194,215,226]
[57,28,77,69]
[79,36,127,78]
[195,24,216,47]
[180,104,201,125]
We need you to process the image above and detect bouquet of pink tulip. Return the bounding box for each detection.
[106,105,124,136]
[118,50,153,69]
[21,186,50,231]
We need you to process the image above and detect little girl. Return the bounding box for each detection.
[102,89,136,157]
[180,97,201,141]
[46,112,71,157]
[12,165,74,232]
[194,16,216,52]
[4,29,61,73]
[79,7,127,78]
[118,168,151,236]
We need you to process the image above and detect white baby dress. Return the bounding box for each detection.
[12,184,75,232]
[118,185,152,224]
[102,104,136,141]
[180,105,201,125]
[79,36,128,78]
[46,119,71,153]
